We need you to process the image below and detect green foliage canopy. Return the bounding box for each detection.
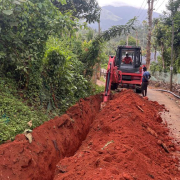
[0,0,77,91]
[152,0,180,73]
[52,0,101,23]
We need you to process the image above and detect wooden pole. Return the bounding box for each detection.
[126,34,129,46]
[146,0,154,69]
[97,15,101,80]
[136,31,138,46]
[98,20,100,35]
[170,0,174,91]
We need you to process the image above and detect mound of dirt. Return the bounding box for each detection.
[54,90,180,180]
[0,95,102,180]
[0,90,180,180]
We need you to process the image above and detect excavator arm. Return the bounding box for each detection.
[103,56,120,102]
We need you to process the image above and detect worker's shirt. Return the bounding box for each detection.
[142,71,151,82]
[122,57,132,64]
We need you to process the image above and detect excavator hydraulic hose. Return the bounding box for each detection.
[152,89,180,99]
[105,63,112,96]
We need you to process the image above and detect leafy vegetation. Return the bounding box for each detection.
[52,0,101,23]
[0,0,136,143]
[96,21,148,61]
[0,77,48,143]
[152,0,180,73]
[119,36,138,46]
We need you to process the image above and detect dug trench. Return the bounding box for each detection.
[1,90,180,180]
[0,95,102,180]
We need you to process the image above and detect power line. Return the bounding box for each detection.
[139,2,148,17]
[136,0,147,16]
[140,12,148,22]
[140,6,149,22]
[155,0,166,12]
[154,0,161,8]
[137,0,160,23]
[139,4,149,21]
[140,0,162,22]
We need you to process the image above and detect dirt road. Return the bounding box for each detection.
[147,88,180,144]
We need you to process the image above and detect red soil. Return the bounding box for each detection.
[0,95,102,180]
[54,90,180,180]
[0,90,180,180]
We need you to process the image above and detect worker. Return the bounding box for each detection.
[122,54,133,64]
[141,66,151,97]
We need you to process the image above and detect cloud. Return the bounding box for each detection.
[97,0,136,7]
[109,1,128,7]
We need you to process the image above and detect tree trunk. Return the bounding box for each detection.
[92,64,98,84]
[154,46,157,62]
[126,34,129,45]
[97,63,101,80]
[146,0,154,69]
[97,18,101,80]
[161,42,165,70]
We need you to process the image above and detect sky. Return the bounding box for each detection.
[97,0,170,14]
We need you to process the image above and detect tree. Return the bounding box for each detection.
[119,36,137,46]
[0,0,77,96]
[151,19,159,62]
[153,20,170,70]
[86,28,94,41]
[167,0,180,73]
[52,0,101,23]
[152,0,180,73]
[80,18,136,77]
[146,0,154,69]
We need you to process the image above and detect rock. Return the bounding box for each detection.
[24,129,33,143]
[155,82,160,87]
[27,120,32,127]
[122,172,133,180]
[157,140,162,145]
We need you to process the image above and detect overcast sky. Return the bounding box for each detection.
[97,0,170,14]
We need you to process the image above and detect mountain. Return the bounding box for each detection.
[89,5,160,30]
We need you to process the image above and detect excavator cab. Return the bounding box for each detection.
[115,46,142,73]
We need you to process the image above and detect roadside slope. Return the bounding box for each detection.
[147,88,180,143]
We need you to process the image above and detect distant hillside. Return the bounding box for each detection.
[89,5,160,30]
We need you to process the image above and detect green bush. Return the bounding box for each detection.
[41,45,93,112]
[0,78,48,143]
[150,56,164,74]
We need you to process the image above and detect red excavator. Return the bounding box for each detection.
[103,46,144,102]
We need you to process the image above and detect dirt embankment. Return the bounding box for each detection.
[54,91,180,180]
[0,90,180,180]
[0,95,102,180]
